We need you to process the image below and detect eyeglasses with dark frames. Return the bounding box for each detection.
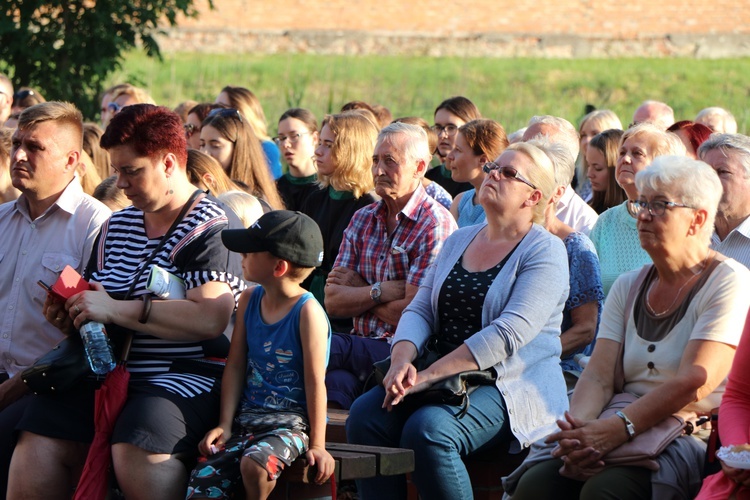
[482,162,537,189]
[627,199,696,218]
[207,108,243,123]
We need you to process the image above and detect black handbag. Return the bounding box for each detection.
[21,335,90,394]
[372,337,496,418]
[21,190,204,395]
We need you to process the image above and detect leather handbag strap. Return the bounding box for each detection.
[119,189,204,363]
[613,265,651,393]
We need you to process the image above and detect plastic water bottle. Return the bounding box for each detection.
[79,322,116,375]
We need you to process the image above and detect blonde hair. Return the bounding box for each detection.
[219,86,270,141]
[217,190,264,228]
[186,149,242,195]
[76,150,103,196]
[504,142,557,225]
[111,85,155,105]
[622,122,687,158]
[318,112,377,198]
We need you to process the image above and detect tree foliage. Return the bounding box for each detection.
[0,0,212,119]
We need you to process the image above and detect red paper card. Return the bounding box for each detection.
[48,265,92,301]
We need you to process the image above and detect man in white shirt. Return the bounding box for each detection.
[0,101,110,492]
[523,115,598,235]
[698,133,750,269]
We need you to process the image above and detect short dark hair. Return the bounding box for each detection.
[100,104,188,166]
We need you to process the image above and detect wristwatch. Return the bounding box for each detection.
[615,410,636,441]
[370,282,382,304]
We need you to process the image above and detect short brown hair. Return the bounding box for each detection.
[19,101,83,149]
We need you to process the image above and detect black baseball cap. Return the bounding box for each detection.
[221,210,324,268]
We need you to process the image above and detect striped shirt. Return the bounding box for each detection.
[711,216,750,270]
[89,197,245,397]
[333,184,457,339]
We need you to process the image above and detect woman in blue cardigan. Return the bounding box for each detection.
[346,142,571,500]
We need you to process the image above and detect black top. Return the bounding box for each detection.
[276,173,320,212]
[437,255,506,344]
[425,164,472,198]
[300,186,378,333]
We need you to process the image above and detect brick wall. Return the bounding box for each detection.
[160,0,750,56]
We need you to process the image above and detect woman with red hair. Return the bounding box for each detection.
[667,120,713,159]
[9,104,246,499]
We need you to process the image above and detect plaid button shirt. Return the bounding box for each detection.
[333,184,457,339]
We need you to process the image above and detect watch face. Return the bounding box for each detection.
[370,283,382,301]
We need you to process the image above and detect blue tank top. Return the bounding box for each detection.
[457,189,486,228]
[242,288,330,411]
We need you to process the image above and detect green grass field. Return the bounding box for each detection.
[111,51,750,134]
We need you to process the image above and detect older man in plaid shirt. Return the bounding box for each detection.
[324,122,457,409]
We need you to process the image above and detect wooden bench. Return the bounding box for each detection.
[322,409,529,500]
[273,441,415,499]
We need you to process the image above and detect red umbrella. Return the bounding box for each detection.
[73,337,132,500]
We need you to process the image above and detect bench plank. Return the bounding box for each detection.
[326,442,415,476]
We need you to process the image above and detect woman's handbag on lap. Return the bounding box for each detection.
[372,337,496,418]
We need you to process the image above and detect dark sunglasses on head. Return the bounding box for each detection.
[207,108,243,123]
[13,89,35,102]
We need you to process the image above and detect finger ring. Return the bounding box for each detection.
[74,305,80,314]
[56,315,64,322]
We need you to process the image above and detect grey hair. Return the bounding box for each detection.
[635,155,721,245]
[621,122,686,157]
[698,133,750,178]
[526,115,580,163]
[507,127,527,144]
[377,122,431,166]
[527,136,576,186]
[502,142,557,225]
[696,107,738,134]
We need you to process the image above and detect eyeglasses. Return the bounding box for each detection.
[107,102,123,113]
[627,199,695,218]
[482,162,537,189]
[431,124,459,137]
[207,108,243,123]
[184,123,199,138]
[273,132,309,146]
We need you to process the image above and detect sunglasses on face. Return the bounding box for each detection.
[482,162,537,189]
[107,102,123,113]
[184,123,199,138]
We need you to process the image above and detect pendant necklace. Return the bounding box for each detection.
[646,252,711,317]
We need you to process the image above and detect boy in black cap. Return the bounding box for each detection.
[187,211,334,499]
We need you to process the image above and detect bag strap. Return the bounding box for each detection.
[613,265,652,393]
[119,189,204,363]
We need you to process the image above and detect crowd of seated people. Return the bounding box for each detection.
[2,72,750,500]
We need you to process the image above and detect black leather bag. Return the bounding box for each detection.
[21,335,91,394]
[372,337,496,418]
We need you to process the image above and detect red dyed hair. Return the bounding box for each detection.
[100,104,188,166]
[667,120,713,155]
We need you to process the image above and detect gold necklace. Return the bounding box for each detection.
[646,252,711,317]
